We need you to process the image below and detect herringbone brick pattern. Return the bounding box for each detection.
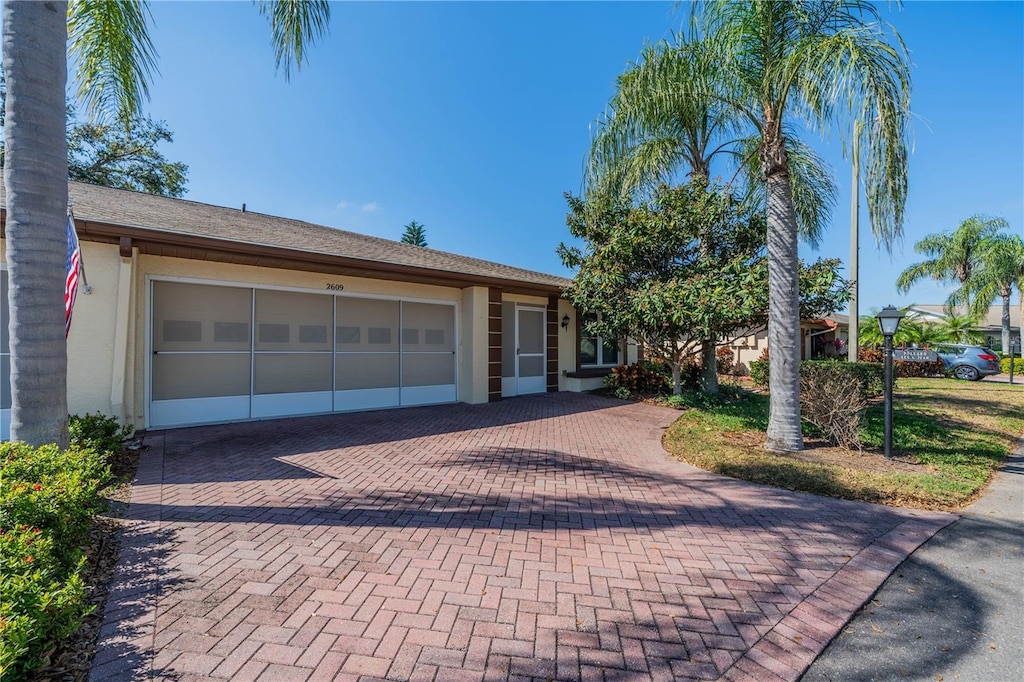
[93,393,953,681]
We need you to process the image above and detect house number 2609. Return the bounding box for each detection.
[325,283,345,291]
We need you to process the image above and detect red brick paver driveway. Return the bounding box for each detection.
[93,394,953,681]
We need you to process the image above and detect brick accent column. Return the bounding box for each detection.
[488,288,503,402]
[547,295,560,392]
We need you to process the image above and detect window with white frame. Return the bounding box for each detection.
[580,312,619,366]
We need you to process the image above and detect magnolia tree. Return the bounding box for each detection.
[559,180,848,394]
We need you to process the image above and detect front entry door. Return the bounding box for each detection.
[516,307,547,395]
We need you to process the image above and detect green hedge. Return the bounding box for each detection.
[1002,357,1024,374]
[0,415,124,679]
[751,359,887,399]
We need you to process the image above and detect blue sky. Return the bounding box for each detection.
[139,1,1023,314]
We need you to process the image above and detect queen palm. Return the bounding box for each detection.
[950,233,1024,354]
[697,1,912,452]
[896,215,1006,298]
[586,36,835,394]
[3,0,329,447]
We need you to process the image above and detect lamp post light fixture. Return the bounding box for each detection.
[876,305,904,458]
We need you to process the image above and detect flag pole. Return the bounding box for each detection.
[67,201,90,294]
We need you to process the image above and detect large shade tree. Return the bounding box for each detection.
[3,0,330,447]
[585,36,836,394]
[697,0,912,452]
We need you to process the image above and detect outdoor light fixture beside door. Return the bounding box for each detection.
[561,314,570,331]
[876,305,904,458]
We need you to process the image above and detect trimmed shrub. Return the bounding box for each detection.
[858,348,882,363]
[799,362,867,448]
[715,347,736,376]
[605,360,671,395]
[69,413,133,456]
[751,359,886,399]
[749,360,769,388]
[1001,357,1024,374]
[896,360,946,378]
[0,443,110,678]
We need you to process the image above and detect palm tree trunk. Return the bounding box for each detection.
[699,338,718,394]
[3,1,70,448]
[764,164,803,452]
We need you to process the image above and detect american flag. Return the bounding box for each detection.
[65,212,82,337]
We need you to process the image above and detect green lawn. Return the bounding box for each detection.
[662,378,1024,510]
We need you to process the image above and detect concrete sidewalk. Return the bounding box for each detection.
[803,441,1024,681]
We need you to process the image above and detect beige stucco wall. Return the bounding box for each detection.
[1,240,126,420]
[459,286,489,404]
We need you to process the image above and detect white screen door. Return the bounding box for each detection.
[516,307,547,395]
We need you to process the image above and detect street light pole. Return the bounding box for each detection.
[876,306,904,459]
[883,331,894,458]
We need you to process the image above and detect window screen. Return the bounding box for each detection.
[152,353,251,400]
[153,282,252,352]
[402,353,456,387]
[255,290,333,352]
[254,353,332,394]
[401,302,454,352]
[336,297,399,351]
[336,352,400,390]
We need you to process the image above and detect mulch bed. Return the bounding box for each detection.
[27,445,142,681]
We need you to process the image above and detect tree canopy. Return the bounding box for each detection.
[401,220,428,247]
[559,179,848,393]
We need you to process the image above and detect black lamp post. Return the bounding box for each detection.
[876,305,904,458]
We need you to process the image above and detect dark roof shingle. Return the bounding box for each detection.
[1,181,571,291]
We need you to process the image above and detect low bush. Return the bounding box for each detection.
[858,347,882,363]
[0,442,110,679]
[751,359,886,399]
[715,347,736,376]
[896,360,946,378]
[69,413,133,456]
[799,362,867,448]
[1002,357,1024,374]
[605,360,671,396]
[749,360,768,387]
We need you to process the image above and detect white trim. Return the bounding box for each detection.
[150,395,251,429]
[334,387,401,411]
[401,384,457,406]
[252,391,333,419]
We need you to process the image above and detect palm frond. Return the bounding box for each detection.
[68,0,158,124]
[257,0,331,80]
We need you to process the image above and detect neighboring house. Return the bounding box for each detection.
[729,314,850,373]
[909,305,1022,354]
[0,182,630,439]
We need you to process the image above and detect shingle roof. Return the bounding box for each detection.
[1,181,572,291]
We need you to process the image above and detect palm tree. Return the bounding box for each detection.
[937,310,985,345]
[697,1,912,452]
[585,36,835,394]
[896,215,1006,297]
[950,233,1024,354]
[401,220,428,247]
[3,0,330,447]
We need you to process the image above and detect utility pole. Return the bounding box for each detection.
[847,119,861,363]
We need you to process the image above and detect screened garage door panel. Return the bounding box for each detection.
[149,281,457,428]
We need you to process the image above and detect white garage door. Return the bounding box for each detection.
[149,281,457,428]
